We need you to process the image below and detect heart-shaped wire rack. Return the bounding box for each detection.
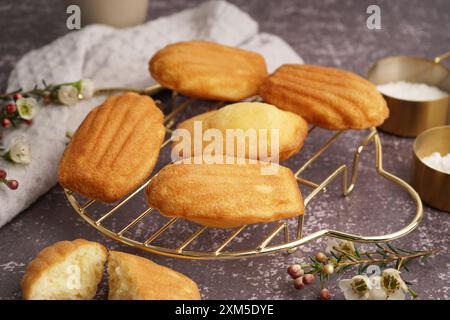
[64,86,423,260]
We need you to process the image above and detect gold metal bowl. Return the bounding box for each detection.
[412,125,450,212]
[367,52,450,137]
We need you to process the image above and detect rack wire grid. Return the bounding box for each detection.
[64,86,423,260]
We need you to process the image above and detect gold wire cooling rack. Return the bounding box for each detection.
[64,86,424,260]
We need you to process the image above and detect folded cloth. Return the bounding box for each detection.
[0,0,302,228]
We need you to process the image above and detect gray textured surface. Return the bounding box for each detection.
[0,0,449,300]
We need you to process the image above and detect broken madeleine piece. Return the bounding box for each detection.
[149,40,268,101]
[58,92,165,202]
[21,239,107,300]
[146,158,304,228]
[259,64,389,130]
[108,251,201,300]
[173,102,308,161]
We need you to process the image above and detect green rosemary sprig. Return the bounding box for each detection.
[331,245,441,273]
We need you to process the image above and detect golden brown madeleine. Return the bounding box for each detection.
[58,92,165,202]
[259,64,389,130]
[21,239,107,300]
[108,251,201,300]
[146,158,304,228]
[149,41,268,101]
[174,102,308,161]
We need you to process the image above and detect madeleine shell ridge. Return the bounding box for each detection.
[259,64,389,130]
[146,159,304,228]
[58,92,165,202]
[149,40,268,101]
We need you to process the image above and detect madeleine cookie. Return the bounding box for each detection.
[21,239,107,300]
[108,251,200,300]
[149,41,268,101]
[146,158,304,228]
[174,102,308,161]
[259,64,389,130]
[58,92,165,202]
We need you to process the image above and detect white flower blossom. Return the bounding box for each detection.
[79,79,95,99]
[335,241,410,301]
[325,238,356,256]
[378,268,409,300]
[6,137,31,164]
[339,275,373,300]
[58,85,79,105]
[340,269,410,300]
[16,97,40,120]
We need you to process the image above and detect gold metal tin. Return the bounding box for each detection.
[63,88,424,260]
[412,125,450,212]
[367,52,450,137]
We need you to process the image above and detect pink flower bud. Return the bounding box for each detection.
[287,264,304,279]
[7,179,19,190]
[293,277,305,290]
[303,274,315,285]
[315,252,328,263]
[320,288,331,300]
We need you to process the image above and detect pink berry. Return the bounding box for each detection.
[0,169,6,179]
[303,274,316,285]
[315,252,328,263]
[24,119,33,125]
[13,93,23,100]
[293,277,305,290]
[287,264,304,279]
[6,103,16,113]
[7,179,18,190]
[320,288,331,300]
[1,118,11,128]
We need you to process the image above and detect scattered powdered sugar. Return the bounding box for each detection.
[421,152,450,174]
[0,261,25,272]
[377,81,448,101]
